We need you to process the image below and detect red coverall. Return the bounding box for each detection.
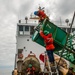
[40,31,55,63]
[38,10,47,21]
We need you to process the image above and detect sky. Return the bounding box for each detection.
[0,0,75,75]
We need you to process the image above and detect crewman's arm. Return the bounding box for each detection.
[39,30,46,39]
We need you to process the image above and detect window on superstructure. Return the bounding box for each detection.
[18,49,23,54]
[67,28,70,33]
[19,25,23,35]
[62,28,66,32]
[72,28,75,32]
[30,26,34,35]
[24,26,30,35]
[25,26,29,31]
[18,49,23,59]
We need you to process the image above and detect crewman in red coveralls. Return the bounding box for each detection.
[34,8,48,22]
[26,64,36,75]
[40,30,55,66]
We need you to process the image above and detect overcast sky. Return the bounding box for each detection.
[0,0,75,75]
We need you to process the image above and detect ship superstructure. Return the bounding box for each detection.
[16,18,46,58]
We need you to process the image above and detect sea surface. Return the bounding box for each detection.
[0,66,13,75]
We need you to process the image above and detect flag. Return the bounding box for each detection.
[39,53,48,62]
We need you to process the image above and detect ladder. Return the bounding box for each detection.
[43,51,59,75]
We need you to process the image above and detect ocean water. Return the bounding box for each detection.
[0,66,13,75]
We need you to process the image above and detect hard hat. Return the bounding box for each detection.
[34,11,38,15]
[44,30,49,35]
[28,64,32,68]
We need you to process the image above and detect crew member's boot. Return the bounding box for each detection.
[50,62,55,67]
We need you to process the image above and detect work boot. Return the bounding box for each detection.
[45,66,50,71]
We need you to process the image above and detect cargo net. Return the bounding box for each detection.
[67,31,75,51]
[54,31,75,64]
